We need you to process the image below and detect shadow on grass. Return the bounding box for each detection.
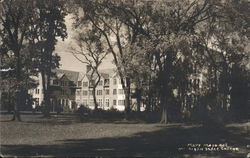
[0,111,149,125]
[1,124,249,157]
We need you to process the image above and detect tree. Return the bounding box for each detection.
[70,0,249,123]
[72,0,149,118]
[126,0,214,123]
[71,28,108,110]
[196,0,250,122]
[0,0,38,121]
[122,38,155,112]
[29,0,67,117]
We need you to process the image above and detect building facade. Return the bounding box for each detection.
[29,69,80,112]
[75,68,133,111]
[29,68,138,112]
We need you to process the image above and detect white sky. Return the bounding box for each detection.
[55,15,115,72]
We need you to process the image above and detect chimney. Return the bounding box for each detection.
[86,65,91,73]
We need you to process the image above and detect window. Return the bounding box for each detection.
[89,99,94,106]
[118,89,124,94]
[113,100,116,106]
[83,82,88,87]
[83,90,88,96]
[61,81,67,86]
[105,99,109,107]
[35,89,40,94]
[83,99,88,105]
[78,81,82,87]
[97,90,102,95]
[69,81,74,86]
[113,78,117,85]
[105,89,110,95]
[118,79,122,84]
[77,90,81,95]
[98,80,103,86]
[35,98,39,106]
[104,79,110,86]
[118,100,125,105]
[113,89,117,95]
[89,90,93,95]
[53,80,58,85]
[98,99,103,106]
[89,80,95,87]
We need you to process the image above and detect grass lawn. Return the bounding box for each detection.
[0,112,249,157]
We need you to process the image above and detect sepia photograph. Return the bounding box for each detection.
[0,0,249,157]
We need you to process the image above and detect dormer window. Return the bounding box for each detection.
[104,79,110,86]
[89,80,95,87]
[77,81,82,87]
[53,80,58,85]
[69,81,74,86]
[83,82,88,87]
[98,80,103,86]
[113,78,117,85]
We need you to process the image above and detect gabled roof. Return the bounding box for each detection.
[56,72,65,79]
[86,71,99,81]
[77,72,86,81]
[52,69,80,83]
[51,68,117,83]
[101,73,109,79]
[100,68,117,78]
[85,68,116,81]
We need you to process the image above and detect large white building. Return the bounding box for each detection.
[75,68,137,111]
[29,68,138,112]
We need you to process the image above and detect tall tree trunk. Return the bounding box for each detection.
[124,78,131,119]
[12,48,22,121]
[146,87,153,112]
[124,88,130,117]
[160,94,168,124]
[136,89,142,112]
[41,70,50,118]
[12,90,22,121]
[43,71,51,117]
[92,72,101,111]
[41,71,47,116]
[93,87,98,110]
[136,97,141,112]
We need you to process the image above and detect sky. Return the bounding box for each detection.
[54,15,115,72]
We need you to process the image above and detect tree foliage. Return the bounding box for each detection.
[69,0,249,123]
[0,0,68,119]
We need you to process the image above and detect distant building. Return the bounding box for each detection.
[29,69,80,112]
[75,67,137,111]
[29,68,140,112]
